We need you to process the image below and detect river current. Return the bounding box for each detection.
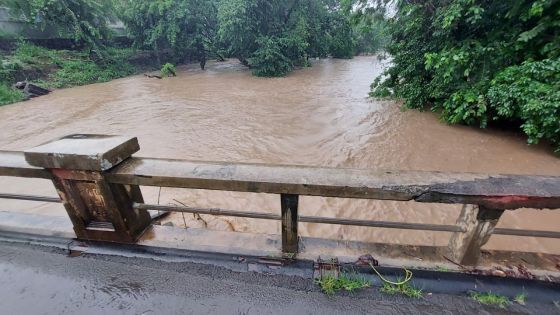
[1,56,559,253]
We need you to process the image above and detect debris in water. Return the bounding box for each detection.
[144,74,162,79]
[491,269,506,277]
[14,81,50,98]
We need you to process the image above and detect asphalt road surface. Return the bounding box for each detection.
[0,241,555,315]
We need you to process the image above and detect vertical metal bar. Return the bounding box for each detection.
[281,194,299,254]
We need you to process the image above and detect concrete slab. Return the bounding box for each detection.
[0,211,74,238]
[1,211,559,279]
[24,134,139,171]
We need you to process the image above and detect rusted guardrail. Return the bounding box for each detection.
[0,134,559,265]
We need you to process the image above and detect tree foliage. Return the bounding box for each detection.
[218,0,356,76]
[342,0,388,54]
[1,0,115,53]
[115,0,220,68]
[371,0,560,152]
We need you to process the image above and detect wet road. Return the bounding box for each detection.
[0,241,551,315]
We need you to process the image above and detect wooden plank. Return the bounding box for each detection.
[0,151,51,179]
[281,194,299,253]
[106,157,560,210]
[448,205,504,265]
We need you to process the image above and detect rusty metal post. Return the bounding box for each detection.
[448,204,504,265]
[281,194,299,253]
[24,134,151,243]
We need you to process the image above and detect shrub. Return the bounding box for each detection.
[0,83,25,105]
[249,36,294,77]
[160,63,177,77]
[371,0,560,152]
[488,59,560,150]
[51,59,135,88]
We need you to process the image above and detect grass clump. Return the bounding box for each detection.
[435,265,451,272]
[315,273,370,295]
[470,291,510,309]
[0,83,25,105]
[51,58,135,88]
[13,42,58,65]
[514,292,526,305]
[1,42,137,92]
[380,281,423,298]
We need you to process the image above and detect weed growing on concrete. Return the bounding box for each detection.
[315,273,370,295]
[435,265,451,272]
[470,291,510,309]
[380,280,423,298]
[514,292,526,305]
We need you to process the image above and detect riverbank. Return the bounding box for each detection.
[0,42,164,105]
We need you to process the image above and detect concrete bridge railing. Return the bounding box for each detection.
[1,134,559,265]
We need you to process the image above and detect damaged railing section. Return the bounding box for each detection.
[0,134,560,266]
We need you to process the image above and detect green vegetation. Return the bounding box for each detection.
[160,63,177,77]
[2,0,386,84]
[115,0,220,68]
[0,83,24,105]
[342,1,388,55]
[514,292,526,305]
[51,57,134,88]
[370,0,560,152]
[6,43,135,88]
[380,281,423,298]
[470,291,510,309]
[315,273,370,295]
[114,0,378,77]
[435,266,452,273]
[0,42,137,105]
[218,0,357,76]
[2,0,115,57]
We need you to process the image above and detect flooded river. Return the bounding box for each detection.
[1,56,559,253]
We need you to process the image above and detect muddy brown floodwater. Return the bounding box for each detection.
[1,56,559,253]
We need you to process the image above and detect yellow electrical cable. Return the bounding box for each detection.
[369,263,413,286]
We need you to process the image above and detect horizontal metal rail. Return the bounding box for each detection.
[134,202,465,232]
[298,215,464,232]
[0,193,61,203]
[134,203,282,221]
[493,228,560,239]
[135,203,560,238]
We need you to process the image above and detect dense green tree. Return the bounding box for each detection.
[115,0,220,68]
[327,12,355,58]
[218,0,357,76]
[1,0,115,54]
[217,0,311,74]
[371,0,560,152]
[341,0,388,54]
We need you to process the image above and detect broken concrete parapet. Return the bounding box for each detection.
[24,134,139,171]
